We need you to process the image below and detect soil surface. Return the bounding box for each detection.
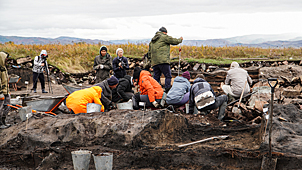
[1,67,302,169]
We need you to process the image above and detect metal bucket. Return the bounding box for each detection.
[93,152,113,170]
[71,150,92,170]
[117,100,133,110]
[19,106,32,121]
[86,103,102,113]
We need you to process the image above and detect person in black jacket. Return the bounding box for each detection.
[93,46,113,83]
[112,48,129,79]
[112,75,134,102]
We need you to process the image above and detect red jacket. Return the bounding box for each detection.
[138,70,163,102]
[66,86,104,114]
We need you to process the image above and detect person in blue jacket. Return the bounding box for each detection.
[166,71,191,106]
[112,48,129,79]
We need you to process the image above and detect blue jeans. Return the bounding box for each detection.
[153,63,172,89]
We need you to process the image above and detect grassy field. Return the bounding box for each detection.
[1,41,301,73]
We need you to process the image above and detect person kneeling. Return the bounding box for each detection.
[66,86,105,114]
[189,74,228,121]
[132,67,163,109]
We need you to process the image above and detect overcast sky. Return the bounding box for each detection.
[1,0,302,41]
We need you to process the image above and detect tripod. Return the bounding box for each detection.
[44,60,53,94]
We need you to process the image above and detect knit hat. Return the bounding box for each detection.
[116,48,124,55]
[133,67,141,80]
[100,46,107,52]
[182,71,190,81]
[159,27,167,33]
[107,76,119,86]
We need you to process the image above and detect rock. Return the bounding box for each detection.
[254,100,269,112]
[282,89,301,98]
[291,76,300,84]
[283,60,288,65]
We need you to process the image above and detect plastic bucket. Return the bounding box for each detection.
[93,152,113,170]
[71,150,92,170]
[19,106,32,121]
[116,100,133,110]
[86,103,102,113]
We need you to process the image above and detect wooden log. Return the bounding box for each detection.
[17,56,32,65]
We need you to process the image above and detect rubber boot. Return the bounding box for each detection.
[2,116,11,127]
[227,93,235,103]
[0,117,8,129]
[42,89,48,93]
[33,88,37,93]
[218,102,227,121]
[132,94,140,110]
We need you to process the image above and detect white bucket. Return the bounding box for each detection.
[19,106,32,121]
[185,104,190,114]
[93,152,113,170]
[71,150,92,170]
[116,100,133,110]
[86,103,102,113]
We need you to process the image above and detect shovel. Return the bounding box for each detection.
[261,78,278,170]
[232,80,247,115]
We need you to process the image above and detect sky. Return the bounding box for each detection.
[1,0,302,41]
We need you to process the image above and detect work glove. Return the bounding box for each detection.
[98,64,104,69]
[109,102,117,109]
[152,101,160,108]
[0,93,4,100]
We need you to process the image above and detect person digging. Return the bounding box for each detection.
[189,74,228,121]
[131,67,163,110]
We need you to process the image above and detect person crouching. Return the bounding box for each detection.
[132,67,163,109]
[66,86,105,114]
[189,74,228,121]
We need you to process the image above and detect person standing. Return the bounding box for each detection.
[112,48,129,79]
[93,46,113,83]
[0,51,11,128]
[32,50,48,93]
[149,26,183,92]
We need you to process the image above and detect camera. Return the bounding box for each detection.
[42,55,48,59]
[120,61,125,68]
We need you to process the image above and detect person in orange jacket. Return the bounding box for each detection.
[132,67,163,109]
[66,86,105,114]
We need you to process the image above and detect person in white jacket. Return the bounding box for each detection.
[32,50,48,93]
[222,62,252,98]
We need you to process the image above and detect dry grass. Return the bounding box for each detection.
[1,41,302,73]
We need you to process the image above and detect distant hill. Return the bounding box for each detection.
[0,36,110,45]
[1,35,302,48]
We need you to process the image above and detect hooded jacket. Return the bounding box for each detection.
[94,80,113,108]
[138,70,163,103]
[225,62,252,97]
[32,50,47,73]
[189,78,215,113]
[166,76,191,105]
[93,52,113,83]
[113,75,133,101]
[0,52,9,95]
[148,31,182,66]
[66,86,104,114]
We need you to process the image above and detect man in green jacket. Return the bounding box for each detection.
[0,51,11,129]
[148,27,183,92]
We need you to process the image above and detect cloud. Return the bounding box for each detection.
[1,0,302,40]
